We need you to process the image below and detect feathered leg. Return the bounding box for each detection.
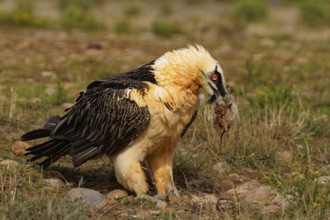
[147,147,179,199]
[111,150,149,196]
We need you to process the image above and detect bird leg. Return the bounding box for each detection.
[147,149,179,199]
[112,155,149,196]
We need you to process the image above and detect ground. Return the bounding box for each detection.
[0,0,329,219]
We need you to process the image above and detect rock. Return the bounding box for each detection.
[155,200,167,209]
[12,141,30,156]
[213,161,230,175]
[317,176,330,186]
[106,189,128,200]
[222,180,261,201]
[0,159,19,167]
[243,185,277,204]
[220,180,289,213]
[64,188,107,209]
[43,178,64,188]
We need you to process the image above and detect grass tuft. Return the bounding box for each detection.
[60,5,106,31]
[299,0,330,26]
[151,19,183,37]
[232,0,268,23]
[0,0,53,28]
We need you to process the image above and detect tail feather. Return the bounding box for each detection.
[21,115,61,141]
[21,129,51,141]
[39,143,70,168]
[26,139,70,167]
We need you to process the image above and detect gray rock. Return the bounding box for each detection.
[65,188,107,209]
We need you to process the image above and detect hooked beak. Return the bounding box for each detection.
[208,83,232,105]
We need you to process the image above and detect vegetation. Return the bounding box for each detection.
[152,19,183,37]
[299,0,330,26]
[0,0,329,219]
[232,0,268,23]
[0,0,53,28]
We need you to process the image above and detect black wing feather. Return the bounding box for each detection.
[23,62,155,167]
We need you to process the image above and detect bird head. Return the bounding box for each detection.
[153,45,232,105]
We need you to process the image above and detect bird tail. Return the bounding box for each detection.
[22,115,70,167]
[21,129,51,141]
[25,139,71,167]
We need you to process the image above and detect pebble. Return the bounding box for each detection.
[12,141,30,156]
[106,189,128,200]
[64,188,107,209]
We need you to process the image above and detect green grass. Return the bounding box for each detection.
[151,19,183,37]
[299,0,330,26]
[0,0,53,28]
[233,0,269,23]
[60,5,106,31]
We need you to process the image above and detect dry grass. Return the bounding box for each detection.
[0,1,329,219]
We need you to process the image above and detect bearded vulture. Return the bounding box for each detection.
[22,45,233,197]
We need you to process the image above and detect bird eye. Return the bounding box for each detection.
[210,73,218,81]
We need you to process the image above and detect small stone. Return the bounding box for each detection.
[243,186,277,204]
[106,189,128,200]
[155,200,167,209]
[12,141,30,156]
[317,176,330,186]
[65,188,107,209]
[0,160,19,167]
[43,178,64,188]
[223,180,261,200]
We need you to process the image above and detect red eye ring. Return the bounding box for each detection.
[211,73,218,81]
